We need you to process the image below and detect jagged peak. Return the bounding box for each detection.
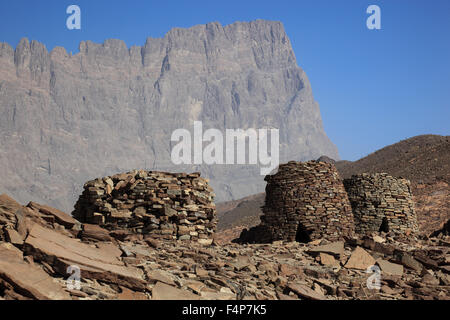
[3,19,290,62]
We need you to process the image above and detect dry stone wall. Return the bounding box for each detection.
[259,161,355,242]
[72,170,216,242]
[343,173,419,236]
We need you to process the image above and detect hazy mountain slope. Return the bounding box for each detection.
[0,20,338,212]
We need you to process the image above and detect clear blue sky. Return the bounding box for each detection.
[0,0,449,160]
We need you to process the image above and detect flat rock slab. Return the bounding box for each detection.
[0,242,71,300]
[184,280,208,294]
[81,224,112,242]
[396,253,423,273]
[152,282,200,300]
[287,282,326,300]
[308,241,345,257]
[279,263,303,277]
[345,246,376,270]
[376,259,404,276]
[231,256,252,271]
[146,269,177,286]
[119,243,153,258]
[24,223,146,290]
[27,201,79,229]
[320,253,339,267]
[200,291,236,300]
[116,287,149,300]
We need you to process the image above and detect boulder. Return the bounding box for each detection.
[344,247,376,270]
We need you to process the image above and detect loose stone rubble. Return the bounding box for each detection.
[0,194,449,300]
[344,173,419,236]
[72,170,217,242]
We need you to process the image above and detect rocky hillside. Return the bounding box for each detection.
[216,135,450,239]
[0,194,449,300]
[0,20,338,212]
[335,135,450,183]
[217,193,264,231]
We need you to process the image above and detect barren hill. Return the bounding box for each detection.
[335,135,450,183]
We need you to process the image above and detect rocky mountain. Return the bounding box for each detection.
[0,20,338,212]
[216,135,450,241]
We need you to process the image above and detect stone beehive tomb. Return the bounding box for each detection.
[343,173,418,236]
[260,161,355,242]
[72,170,217,242]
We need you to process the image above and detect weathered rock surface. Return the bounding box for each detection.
[24,223,146,290]
[308,241,345,257]
[1,195,449,300]
[27,201,79,229]
[0,243,71,300]
[286,282,327,300]
[0,20,338,212]
[376,259,404,276]
[0,194,21,229]
[152,282,200,300]
[344,246,376,270]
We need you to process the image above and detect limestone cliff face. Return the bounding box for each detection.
[0,20,339,212]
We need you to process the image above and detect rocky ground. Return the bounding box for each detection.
[0,194,449,300]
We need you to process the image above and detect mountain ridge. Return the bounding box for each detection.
[0,19,338,212]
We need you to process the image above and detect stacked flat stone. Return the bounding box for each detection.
[72,170,216,242]
[260,161,355,242]
[343,173,418,236]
